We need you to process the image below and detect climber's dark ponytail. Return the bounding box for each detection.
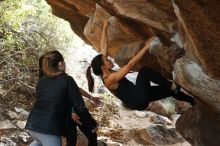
[86,54,104,92]
[39,55,45,78]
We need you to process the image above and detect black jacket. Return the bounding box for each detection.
[25,73,97,135]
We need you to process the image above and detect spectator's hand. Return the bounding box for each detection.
[92,123,99,133]
[71,112,82,126]
[92,97,104,107]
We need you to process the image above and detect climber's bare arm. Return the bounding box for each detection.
[106,37,155,85]
[101,20,109,57]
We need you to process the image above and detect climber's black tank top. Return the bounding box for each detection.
[103,77,150,110]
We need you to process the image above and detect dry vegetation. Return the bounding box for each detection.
[0,0,74,109]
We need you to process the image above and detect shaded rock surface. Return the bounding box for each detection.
[176,104,220,146]
[43,0,220,145]
[174,56,220,113]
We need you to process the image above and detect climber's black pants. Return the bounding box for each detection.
[136,67,194,104]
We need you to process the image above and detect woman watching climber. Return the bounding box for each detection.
[26,51,99,146]
[38,53,103,146]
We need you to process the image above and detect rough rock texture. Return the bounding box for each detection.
[176,104,220,146]
[99,105,188,145]
[174,56,220,113]
[173,0,220,79]
[45,0,220,145]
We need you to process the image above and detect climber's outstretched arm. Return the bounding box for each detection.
[101,20,109,57]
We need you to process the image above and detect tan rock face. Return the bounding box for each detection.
[84,4,146,68]
[101,0,178,33]
[173,0,220,79]
[84,4,144,54]
[45,0,220,145]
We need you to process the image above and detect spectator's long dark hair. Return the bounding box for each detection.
[86,54,104,92]
[39,55,45,78]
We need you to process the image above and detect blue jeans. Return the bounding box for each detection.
[28,130,61,146]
